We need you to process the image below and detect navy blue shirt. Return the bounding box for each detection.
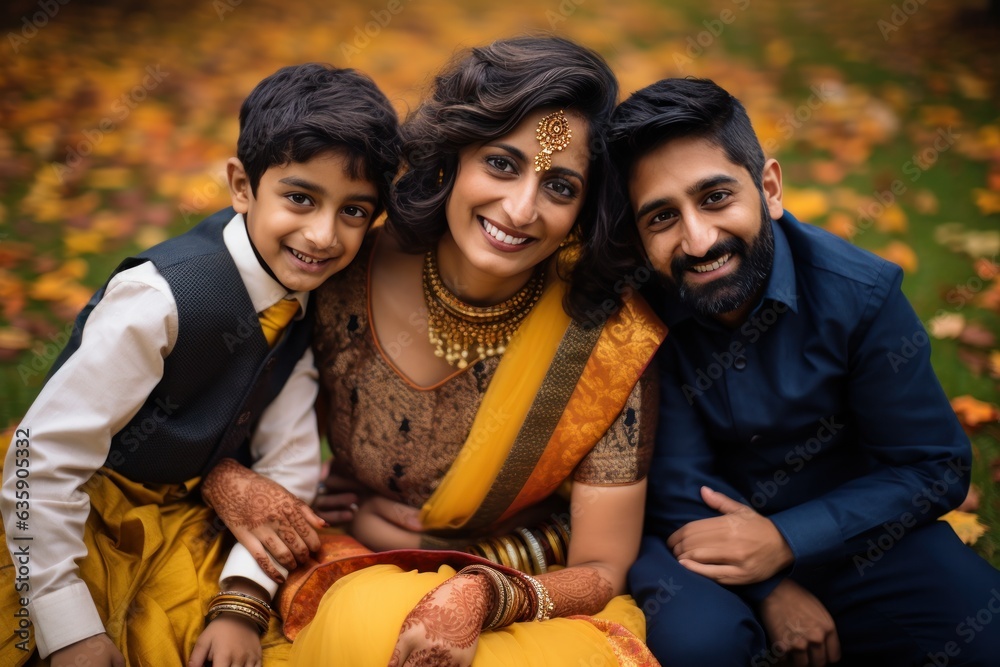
[644,211,970,599]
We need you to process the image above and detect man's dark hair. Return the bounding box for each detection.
[237,63,400,218]
[610,77,765,191]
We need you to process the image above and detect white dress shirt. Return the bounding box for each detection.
[1,214,321,657]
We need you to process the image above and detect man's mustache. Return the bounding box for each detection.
[669,237,747,279]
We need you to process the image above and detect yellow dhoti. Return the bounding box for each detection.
[0,469,291,666]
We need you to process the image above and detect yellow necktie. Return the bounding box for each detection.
[258,298,300,348]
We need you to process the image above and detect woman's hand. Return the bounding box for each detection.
[312,460,365,525]
[201,458,324,582]
[388,573,494,667]
[351,495,423,550]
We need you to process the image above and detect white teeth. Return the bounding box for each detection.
[691,253,732,273]
[480,219,529,245]
[291,248,322,264]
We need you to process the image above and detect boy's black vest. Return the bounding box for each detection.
[47,208,313,483]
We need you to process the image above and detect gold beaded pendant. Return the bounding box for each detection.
[422,251,545,369]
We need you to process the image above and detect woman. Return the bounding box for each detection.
[206,36,665,666]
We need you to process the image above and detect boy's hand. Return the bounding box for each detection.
[189,616,262,667]
[50,633,125,667]
[202,458,324,581]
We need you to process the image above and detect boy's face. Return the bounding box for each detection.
[628,135,783,322]
[228,150,378,293]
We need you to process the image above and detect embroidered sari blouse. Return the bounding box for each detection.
[312,235,657,510]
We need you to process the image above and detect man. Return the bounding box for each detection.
[613,78,1000,666]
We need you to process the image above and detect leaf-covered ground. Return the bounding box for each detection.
[0,0,998,565]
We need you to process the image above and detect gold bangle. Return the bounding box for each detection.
[459,564,511,631]
[516,527,547,574]
[211,594,272,618]
[541,524,565,567]
[206,602,269,635]
[476,539,500,564]
[215,590,273,613]
[489,537,512,568]
[510,532,532,575]
[498,536,522,572]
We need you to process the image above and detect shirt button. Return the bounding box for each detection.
[750,434,762,444]
[265,357,276,371]
[734,356,747,370]
[237,411,251,425]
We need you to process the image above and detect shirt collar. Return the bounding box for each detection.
[652,215,799,328]
[222,213,309,315]
[760,215,799,315]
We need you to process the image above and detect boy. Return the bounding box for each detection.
[1,63,400,666]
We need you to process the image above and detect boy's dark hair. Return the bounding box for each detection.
[387,36,620,324]
[237,63,400,218]
[594,78,767,312]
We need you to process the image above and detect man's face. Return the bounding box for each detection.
[628,135,783,323]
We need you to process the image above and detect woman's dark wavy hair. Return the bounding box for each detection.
[386,36,621,324]
[605,78,767,296]
[237,63,400,220]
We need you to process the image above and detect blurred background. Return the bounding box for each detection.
[0,0,997,565]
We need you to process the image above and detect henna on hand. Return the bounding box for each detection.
[201,458,319,578]
[537,567,614,617]
[390,574,492,667]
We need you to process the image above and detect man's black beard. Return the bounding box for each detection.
[662,206,775,317]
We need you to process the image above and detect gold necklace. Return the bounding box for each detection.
[422,251,545,368]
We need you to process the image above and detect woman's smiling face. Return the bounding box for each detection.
[440,107,590,298]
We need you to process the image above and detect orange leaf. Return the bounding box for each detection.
[782,188,829,222]
[873,241,918,273]
[0,327,31,351]
[950,395,999,428]
[875,204,908,234]
[974,189,1000,216]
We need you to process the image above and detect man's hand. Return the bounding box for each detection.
[667,486,794,585]
[760,579,841,667]
[201,458,325,582]
[50,633,125,667]
[388,573,492,667]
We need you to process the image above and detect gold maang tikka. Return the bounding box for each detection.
[534,110,572,172]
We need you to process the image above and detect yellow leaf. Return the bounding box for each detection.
[64,228,105,255]
[765,39,794,69]
[875,204,908,234]
[939,511,988,546]
[782,188,829,222]
[951,395,1000,428]
[135,227,169,250]
[87,167,132,190]
[0,327,31,351]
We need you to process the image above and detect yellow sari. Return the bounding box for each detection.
[288,279,666,666]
